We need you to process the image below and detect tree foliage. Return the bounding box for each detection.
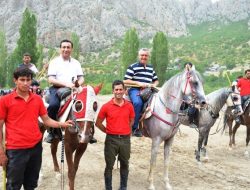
[6,8,39,87]
[121,28,139,78]
[151,32,169,85]
[71,32,80,60]
[0,30,8,87]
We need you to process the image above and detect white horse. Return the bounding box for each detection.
[143,69,206,190]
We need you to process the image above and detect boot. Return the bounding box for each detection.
[119,170,128,190]
[44,128,54,143]
[104,175,112,190]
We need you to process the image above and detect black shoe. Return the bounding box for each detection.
[189,123,198,128]
[89,137,97,144]
[44,133,54,143]
[133,130,143,137]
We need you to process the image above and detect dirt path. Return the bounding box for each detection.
[0,95,249,190]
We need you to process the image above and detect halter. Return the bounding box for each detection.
[158,71,197,115]
[149,72,196,128]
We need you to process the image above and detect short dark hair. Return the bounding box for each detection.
[23,52,31,57]
[13,68,34,80]
[245,69,250,74]
[184,62,193,68]
[112,80,125,90]
[60,39,73,48]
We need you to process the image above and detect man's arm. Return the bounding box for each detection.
[129,118,135,128]
[123,79,148,88]
[48,76,75,88]
[95,117,106,133]
[0,120,8,167]
[77,76,84,86]
[40,114,73,128]
[152,80,159,88]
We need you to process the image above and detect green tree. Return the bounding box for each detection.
[121,28,139,78]
[151,32,169,85]
[71,33,80,60]
[7,8,38,87]
[0,29,8,87]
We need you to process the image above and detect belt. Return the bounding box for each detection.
[107,134,130,138]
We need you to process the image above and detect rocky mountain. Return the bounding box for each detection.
[0,0,249,52]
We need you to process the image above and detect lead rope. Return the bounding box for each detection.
[60,129,65,190]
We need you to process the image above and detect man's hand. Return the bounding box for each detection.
[65,83,75,89]
[60,120,74,128]
[0,153,8,167]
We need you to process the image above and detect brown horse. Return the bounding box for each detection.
[42,84,102,190]
[223,97,250,157]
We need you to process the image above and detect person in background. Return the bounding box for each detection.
[235,69,250,123]
[0,68,73,190]
[183,62,199,128]
[95,80,135,190]
[18,52,39,74]
[123,48,159,137]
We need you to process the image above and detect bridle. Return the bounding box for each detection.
[150,71,197,127]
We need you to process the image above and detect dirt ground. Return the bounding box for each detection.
[1,95,249,190]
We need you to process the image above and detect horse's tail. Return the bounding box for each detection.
[221,113,228,135]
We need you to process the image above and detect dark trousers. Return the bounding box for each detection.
[188,106,198,124]
[104,135,130,189]
[128,88,143,131]
[47,87,61,136]
[47,87,60,120]
[6,141,42,190]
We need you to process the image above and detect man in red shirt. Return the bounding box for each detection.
[237,69,250,99]
[96,80,135,190]
[0,68,73,190]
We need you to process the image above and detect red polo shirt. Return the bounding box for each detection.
[237,78,250,96]
[0,91,47,150]
[97,98,135,135]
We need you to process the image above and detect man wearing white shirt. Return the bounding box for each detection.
[18,53,39,74]
[45,39,84,143]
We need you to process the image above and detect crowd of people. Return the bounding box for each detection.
[0,38,249,190]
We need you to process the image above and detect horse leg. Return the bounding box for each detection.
[232,123,240,146]
[148,137,162,190]
[202,129,210,162]
[228,120,233,148]
[244,125,250,157]
[51,139,60,172]
[73,143,87,172]
[163,137,174,190]
[196,130,203,162]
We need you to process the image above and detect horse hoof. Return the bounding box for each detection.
[244,150,249,158]
[165,183,172,190]
[148,184,155,190]
[203,156,209,162]
[55,172,61,181]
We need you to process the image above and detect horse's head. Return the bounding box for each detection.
[182,69,206,107]
[70,84,102,143]
[226,83,243,115]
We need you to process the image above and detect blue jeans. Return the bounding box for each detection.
[6,141,42,190]
[128,88,143,131]
[47,87,60,120]
[47,87,61,137]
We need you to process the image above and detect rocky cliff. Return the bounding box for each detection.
[0,0,249,52]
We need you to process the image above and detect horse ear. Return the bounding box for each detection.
[93,83,103,94]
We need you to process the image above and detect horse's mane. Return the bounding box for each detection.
[206,87,230,113]
[160,69,203,95]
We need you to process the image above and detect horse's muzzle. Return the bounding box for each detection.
[78,133,89,143]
